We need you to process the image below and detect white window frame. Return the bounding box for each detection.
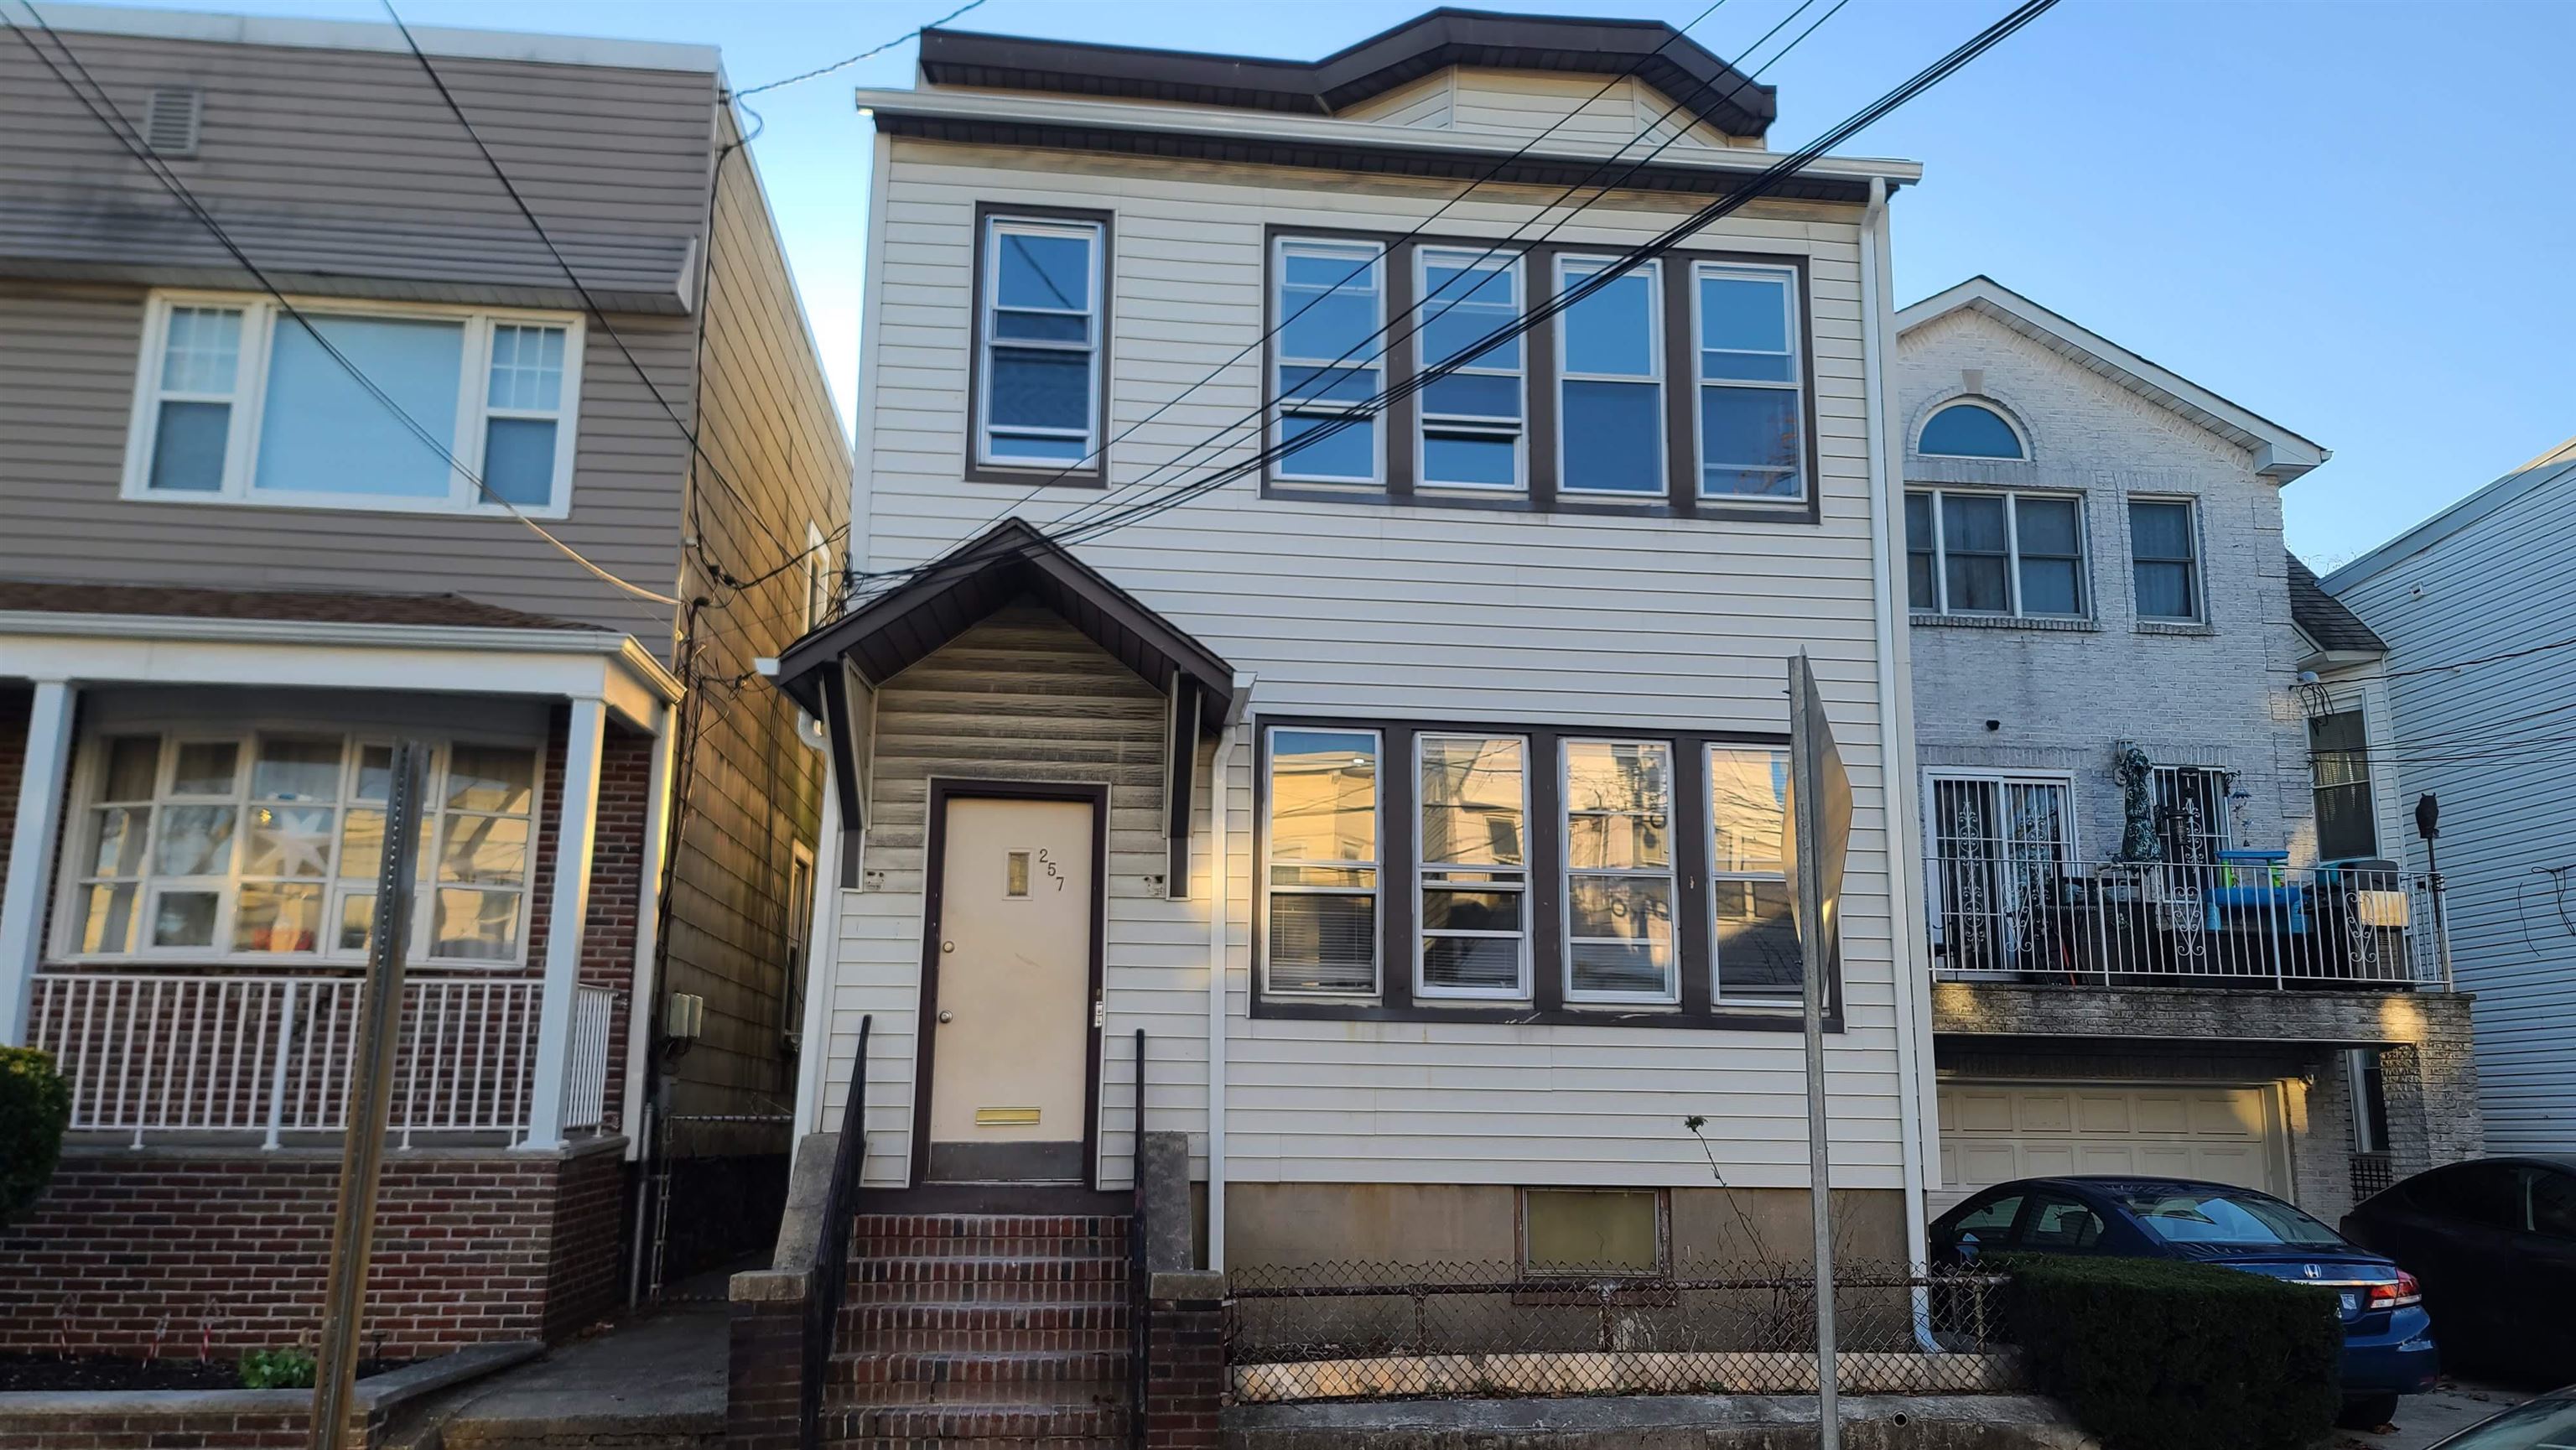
[1554,254,1665,499]
[1413,248,1526,493]
[1560,736,1680,1006]
[975,214,1104,470]
[2149,762,2235,862]
[2127,495,2206,624]
[1259,724,1384,997]
[1706,743,1797,1009]
[1271,237,1388,486]
[120,290,585,519]
[51,727,548,969]
[802,521,831,633]
[1906,486,2090,619]
[1916,399,2029,460]
[1690,260,1805,503]
[1413,731,1532,1001]
[1918,767,2080,960]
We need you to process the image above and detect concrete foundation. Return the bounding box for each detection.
[1224,1394,2097,1449]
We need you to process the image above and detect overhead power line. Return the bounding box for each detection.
[3,3,682,619]
[733,0,987,98]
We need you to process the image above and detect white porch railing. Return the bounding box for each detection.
[1927,857,2449,988]
[24,974,620,1147]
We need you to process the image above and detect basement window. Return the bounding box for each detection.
[1522,1188,1666,1277]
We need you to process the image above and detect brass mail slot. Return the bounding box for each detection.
[974,1106,1041,1126]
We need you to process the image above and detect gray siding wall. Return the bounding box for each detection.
[1897,308,2314,865]
[2330,463,2576,1153]
[0,24,721,648]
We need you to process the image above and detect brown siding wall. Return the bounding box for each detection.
[652,115,848,1150]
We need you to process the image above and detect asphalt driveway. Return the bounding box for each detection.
[2340,1380,2537,1450]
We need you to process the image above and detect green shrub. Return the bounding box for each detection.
[0,1047,71,1225]
[1997,1254,2343,1450]
[239,1349,318,1390]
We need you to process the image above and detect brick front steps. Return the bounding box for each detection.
[823,1214,1134,1450]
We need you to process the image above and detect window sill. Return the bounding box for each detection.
[2134,620,2218,637]
[1249,995,1841,1032]
[122,487,573,523]
[1909,612,2100,632]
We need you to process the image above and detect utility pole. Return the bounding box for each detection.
[1788,656,1853,1450]
[310,741,428,1449]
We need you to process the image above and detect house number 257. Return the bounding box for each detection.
[1036,847,1064,891]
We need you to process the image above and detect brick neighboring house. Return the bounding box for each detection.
[0,5,845,1355]
[1894,277,2478,1225]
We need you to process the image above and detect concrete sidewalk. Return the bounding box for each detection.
[2340,1380,2536,1450]
[395,1302,726,1450]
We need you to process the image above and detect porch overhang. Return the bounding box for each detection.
[771,518,1239,883]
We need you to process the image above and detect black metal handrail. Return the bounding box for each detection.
[1128,1027,1148,1450]
[800,1012,869,1450]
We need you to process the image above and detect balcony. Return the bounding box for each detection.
[24,972,618,1148]
[1927,854,2448,990]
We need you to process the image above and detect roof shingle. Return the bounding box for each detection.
[2288,554,2385,654]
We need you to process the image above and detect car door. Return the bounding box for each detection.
[2390,1162,2522,1369]
[2509,1167,2576,1378]
[2017,1188,2111,1256]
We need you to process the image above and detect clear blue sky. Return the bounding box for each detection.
[80,0,2576,568]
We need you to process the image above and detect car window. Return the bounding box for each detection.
[2527,1170,2576,1243]
[2020,1191,2107,1252]
[1948,1192,2025,1250]
[2412,1163,2524,1229]
[2116,1187,2344,1248]
[2430,1395,2576,1450]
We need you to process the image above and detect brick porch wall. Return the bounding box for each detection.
[0,1140,627,1359]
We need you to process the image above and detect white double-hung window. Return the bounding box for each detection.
[1555,256,1663,496]
[1706,746,1798,1002]
[1693,262,1805,501]
[63,731,543,965]
[978,215,1104,468]
[1262,726,1382,995]
[1415,250,1524,490]
[1274,238,1385,484]
[1561,739,1677,1002]
[123,294,583,516]
[1416,733,1530,997]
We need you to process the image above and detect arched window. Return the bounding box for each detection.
[1919,402,2025,460]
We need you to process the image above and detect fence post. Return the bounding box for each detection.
[264,980,298,1151]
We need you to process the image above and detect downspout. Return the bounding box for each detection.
[1857,176,1940,1350]
[1205,673,1254,1272]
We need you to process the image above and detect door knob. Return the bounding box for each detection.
[937,1010,953,1024]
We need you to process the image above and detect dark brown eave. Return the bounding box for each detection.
[869,109,1877,205]
[772,518,1236,730]
[917,7,1777,139]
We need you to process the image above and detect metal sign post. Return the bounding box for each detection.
[311,740,428,1449]
[1786,656,1852,1450]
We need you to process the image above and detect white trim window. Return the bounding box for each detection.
[1555,255,1663,496]
[1918,400,2027,460]
[802,521,832,632]
[2128,497,2205,622]
[1561,739,1676,1002]
[1415,249,1524,491]
[1415,733,1530,998]
[123,293,584,517]
[60,730,544,966]
[1692,262,1804,501]
[1905,487,2088,617]
[977,215,1104,468]
[1261,725,1381,995]
[1923,770,2075,974]
[1707,746,1797,1003]
[2150,763,2232,865]
[1274,238,1386,485]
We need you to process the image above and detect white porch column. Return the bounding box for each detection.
[0,679,75,1046]
[522,695,606,1151]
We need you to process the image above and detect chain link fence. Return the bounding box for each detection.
[1227,1258,2017,1403]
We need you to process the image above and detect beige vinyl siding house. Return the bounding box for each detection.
[778,9,1935,1272]
[0,3,845,1349]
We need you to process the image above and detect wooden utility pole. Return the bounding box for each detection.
[310,741,428,1448]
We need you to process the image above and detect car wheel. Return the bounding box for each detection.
[2337,1393,2401,1431]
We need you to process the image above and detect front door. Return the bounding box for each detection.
[925,794,1097,1182]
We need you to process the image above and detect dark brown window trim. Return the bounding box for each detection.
[964,201,1115,488]
[1255,228,1823,527]
[1249,713,1843,1033]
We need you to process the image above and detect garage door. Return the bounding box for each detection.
[1935,1082,2286,1212]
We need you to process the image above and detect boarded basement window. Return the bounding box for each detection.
[1521,1188,1665,1277]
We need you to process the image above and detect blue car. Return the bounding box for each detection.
[1929,1176,2439,1427]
